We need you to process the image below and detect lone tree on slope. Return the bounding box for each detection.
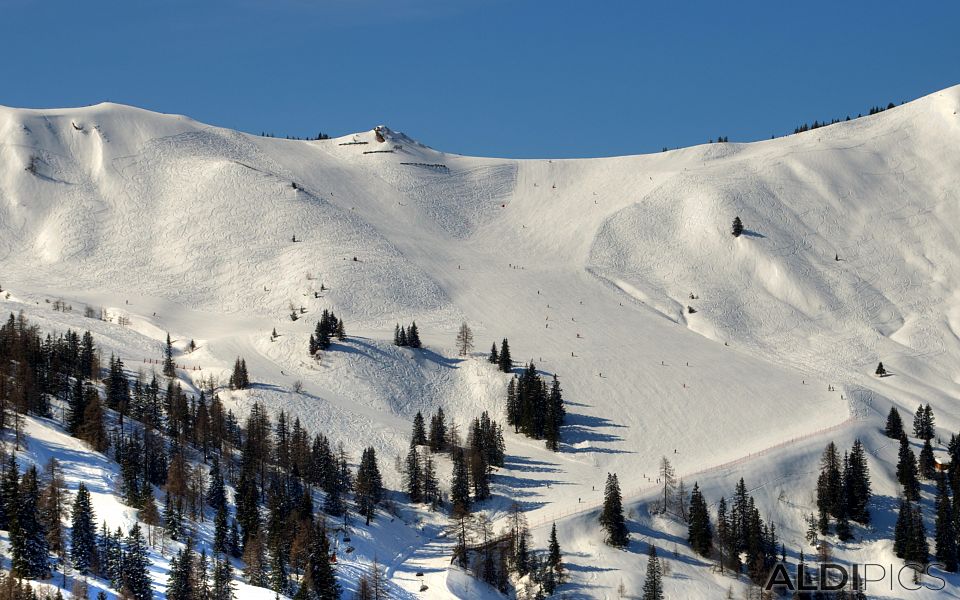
[455,322,474,357]
[875,362,887,377]
[731,216,744,237]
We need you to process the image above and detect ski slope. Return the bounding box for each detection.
[1,84,960,598]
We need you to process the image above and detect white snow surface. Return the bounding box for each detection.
[1,85,960,598]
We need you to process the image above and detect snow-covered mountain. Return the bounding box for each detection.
[2,83,960,598]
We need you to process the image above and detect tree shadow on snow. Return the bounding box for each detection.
[741,229,766,238]
[332,338,463,369]
[560,412,632,454]
[502,454,562,473]
[562,552,619,574]
[627,521,712,568]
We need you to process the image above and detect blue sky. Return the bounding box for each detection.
[1,0,957,158]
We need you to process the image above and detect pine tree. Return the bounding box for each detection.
[907,505,929,565]
[71,482,99,575]
[0,455,17,531]
[355,447,384,525]
[730,478,750,552]
[242,531,269,586]
[514,524,530,576]
[804,512,819,548]
[123,524,152,600]
[835,509,852,542]
[407,322,422,348]
[270,545,289,595]
[912,404,925,438]
[67,377,87,435]
[816,442,843,528]
[885,406,904,439]
[498,338,512,373]
[230,357,250,389]
[731,216,743,237]
[641,545,664,600]
[211,555,235,600]
[896,436,921,501]
[305,519,340,600]
[488,342,499,364]
[716,497,737,573]
[405,446,422,503]
[168,539,197,600]
[80,386,109,452]
[10,465,49,579]
[214,504,229,555]
[196,550,211,600]
[39,458,67,560]
[600,473,629,548]
[544,374,565,452]
[411,411,427,447]
[164,333,176,377]
[875,361,886,376]
[919,438,936,479]
[422,452,440,508]
[450,448,471,517]
[323,457,348,518]
[547,522,563,582]
[845,439,871,524]
[923,404,936,440]
[428,407,447,452]
[687,482,713,556]
[935,474,958,572]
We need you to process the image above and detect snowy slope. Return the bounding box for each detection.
[1,84,960,598]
